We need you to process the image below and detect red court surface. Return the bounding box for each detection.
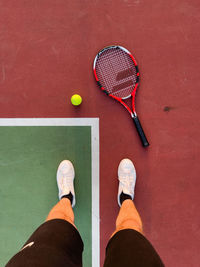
[0,1,200,266]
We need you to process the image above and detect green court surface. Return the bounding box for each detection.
[0,119,99,267]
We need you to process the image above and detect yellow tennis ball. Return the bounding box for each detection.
[71,94,82,106]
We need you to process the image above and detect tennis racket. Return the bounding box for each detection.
[93,45,149,147]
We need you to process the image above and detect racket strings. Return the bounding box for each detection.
[95,48,137,99]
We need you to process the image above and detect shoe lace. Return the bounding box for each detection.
[120,175,134,190]
[60,174,72,190]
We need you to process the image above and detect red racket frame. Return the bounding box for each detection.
[93,45,139,116]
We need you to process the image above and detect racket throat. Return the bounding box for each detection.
[131,112,137,118]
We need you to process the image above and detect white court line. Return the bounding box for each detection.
[0,118,100,267]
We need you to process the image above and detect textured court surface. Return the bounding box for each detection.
[0,1,200,266]
[0,125,92,266]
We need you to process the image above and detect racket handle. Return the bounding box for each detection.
[132,116,149,147]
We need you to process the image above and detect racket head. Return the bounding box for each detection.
[93,45,139,101]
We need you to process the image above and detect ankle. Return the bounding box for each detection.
[120,192,132,206]
[61,192,73,206]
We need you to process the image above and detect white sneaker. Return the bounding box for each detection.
[57,160,75,207]
[117,158,136,207]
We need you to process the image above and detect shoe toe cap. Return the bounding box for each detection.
[119,158,135,171]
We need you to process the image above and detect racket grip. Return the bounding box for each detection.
[132,116,149,147]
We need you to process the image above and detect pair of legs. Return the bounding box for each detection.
[46,196,142,237]
[6,159,164,267]
[46,159,143,237]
